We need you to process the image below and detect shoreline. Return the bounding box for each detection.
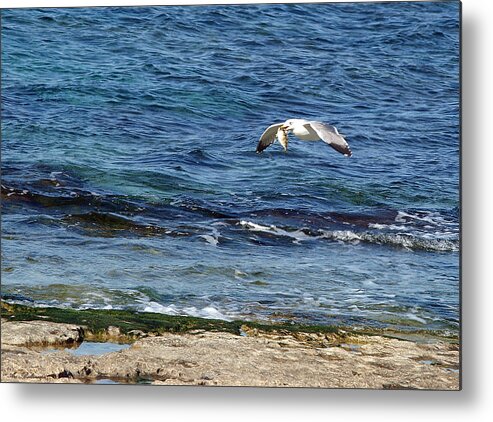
[1,302,460,389]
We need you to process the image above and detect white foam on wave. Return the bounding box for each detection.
[143,301,181,315]
[404,312,427,324]
[49,171,63,179]
[200,226,220,246]
[318,230,362,244]
[142,301,233,321]
[200,234,219,246]
[395,210,458,228]
[368,223,409,231]
[239,220,272,232]
[183,305,232,320]
[239,220,313,244]
[48,171,63,186]
[234,269,248,279]
[239,219,458,251]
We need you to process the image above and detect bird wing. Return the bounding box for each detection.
[308,121,352,157]
[256,123,283,153]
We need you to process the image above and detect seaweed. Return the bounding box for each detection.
[1,301,340,340]
[1,301,457,344]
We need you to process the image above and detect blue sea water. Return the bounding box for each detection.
[1,2,460,334]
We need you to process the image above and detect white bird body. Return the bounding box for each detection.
[256,118,352,156]
[289,119,319,140]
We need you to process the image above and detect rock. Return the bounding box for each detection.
[0,320,459,389]
[1,344,86,381]
[127,329,146,338]
[106,326,121,337]
[1,320,84,347]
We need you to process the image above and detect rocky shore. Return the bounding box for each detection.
[1,303,460,389]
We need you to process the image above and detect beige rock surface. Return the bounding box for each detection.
[1,319,459,389]
[1,320,84,347]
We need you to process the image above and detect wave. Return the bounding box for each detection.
[62,212,171,237]
[1,183,142,214]
[3,178,458,251]
[2,294,235,322]
[199,225,221,246]
[142,301,234,321]
[239,220,314,244]
[239,220,458,252]
[318,230,458,252]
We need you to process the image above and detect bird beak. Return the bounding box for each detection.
[281,124,290,131]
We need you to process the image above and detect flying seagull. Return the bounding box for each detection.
[256,119,352,157]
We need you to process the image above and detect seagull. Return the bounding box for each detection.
[256,119,352,157]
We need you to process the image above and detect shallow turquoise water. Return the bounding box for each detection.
[1,3,460,334]
[42,341,129,356]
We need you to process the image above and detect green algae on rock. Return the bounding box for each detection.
[1,301,343,342]
[1,301,458,345]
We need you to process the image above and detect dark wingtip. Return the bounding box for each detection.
[330,142,353,157]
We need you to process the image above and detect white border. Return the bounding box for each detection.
[2,0,492,421]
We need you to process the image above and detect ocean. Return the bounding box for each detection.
[1,2,460,335]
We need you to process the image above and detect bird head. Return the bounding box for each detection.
[281,120,295,131]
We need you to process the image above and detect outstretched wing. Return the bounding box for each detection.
[256,123,283,153]
[308,121,352,157]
